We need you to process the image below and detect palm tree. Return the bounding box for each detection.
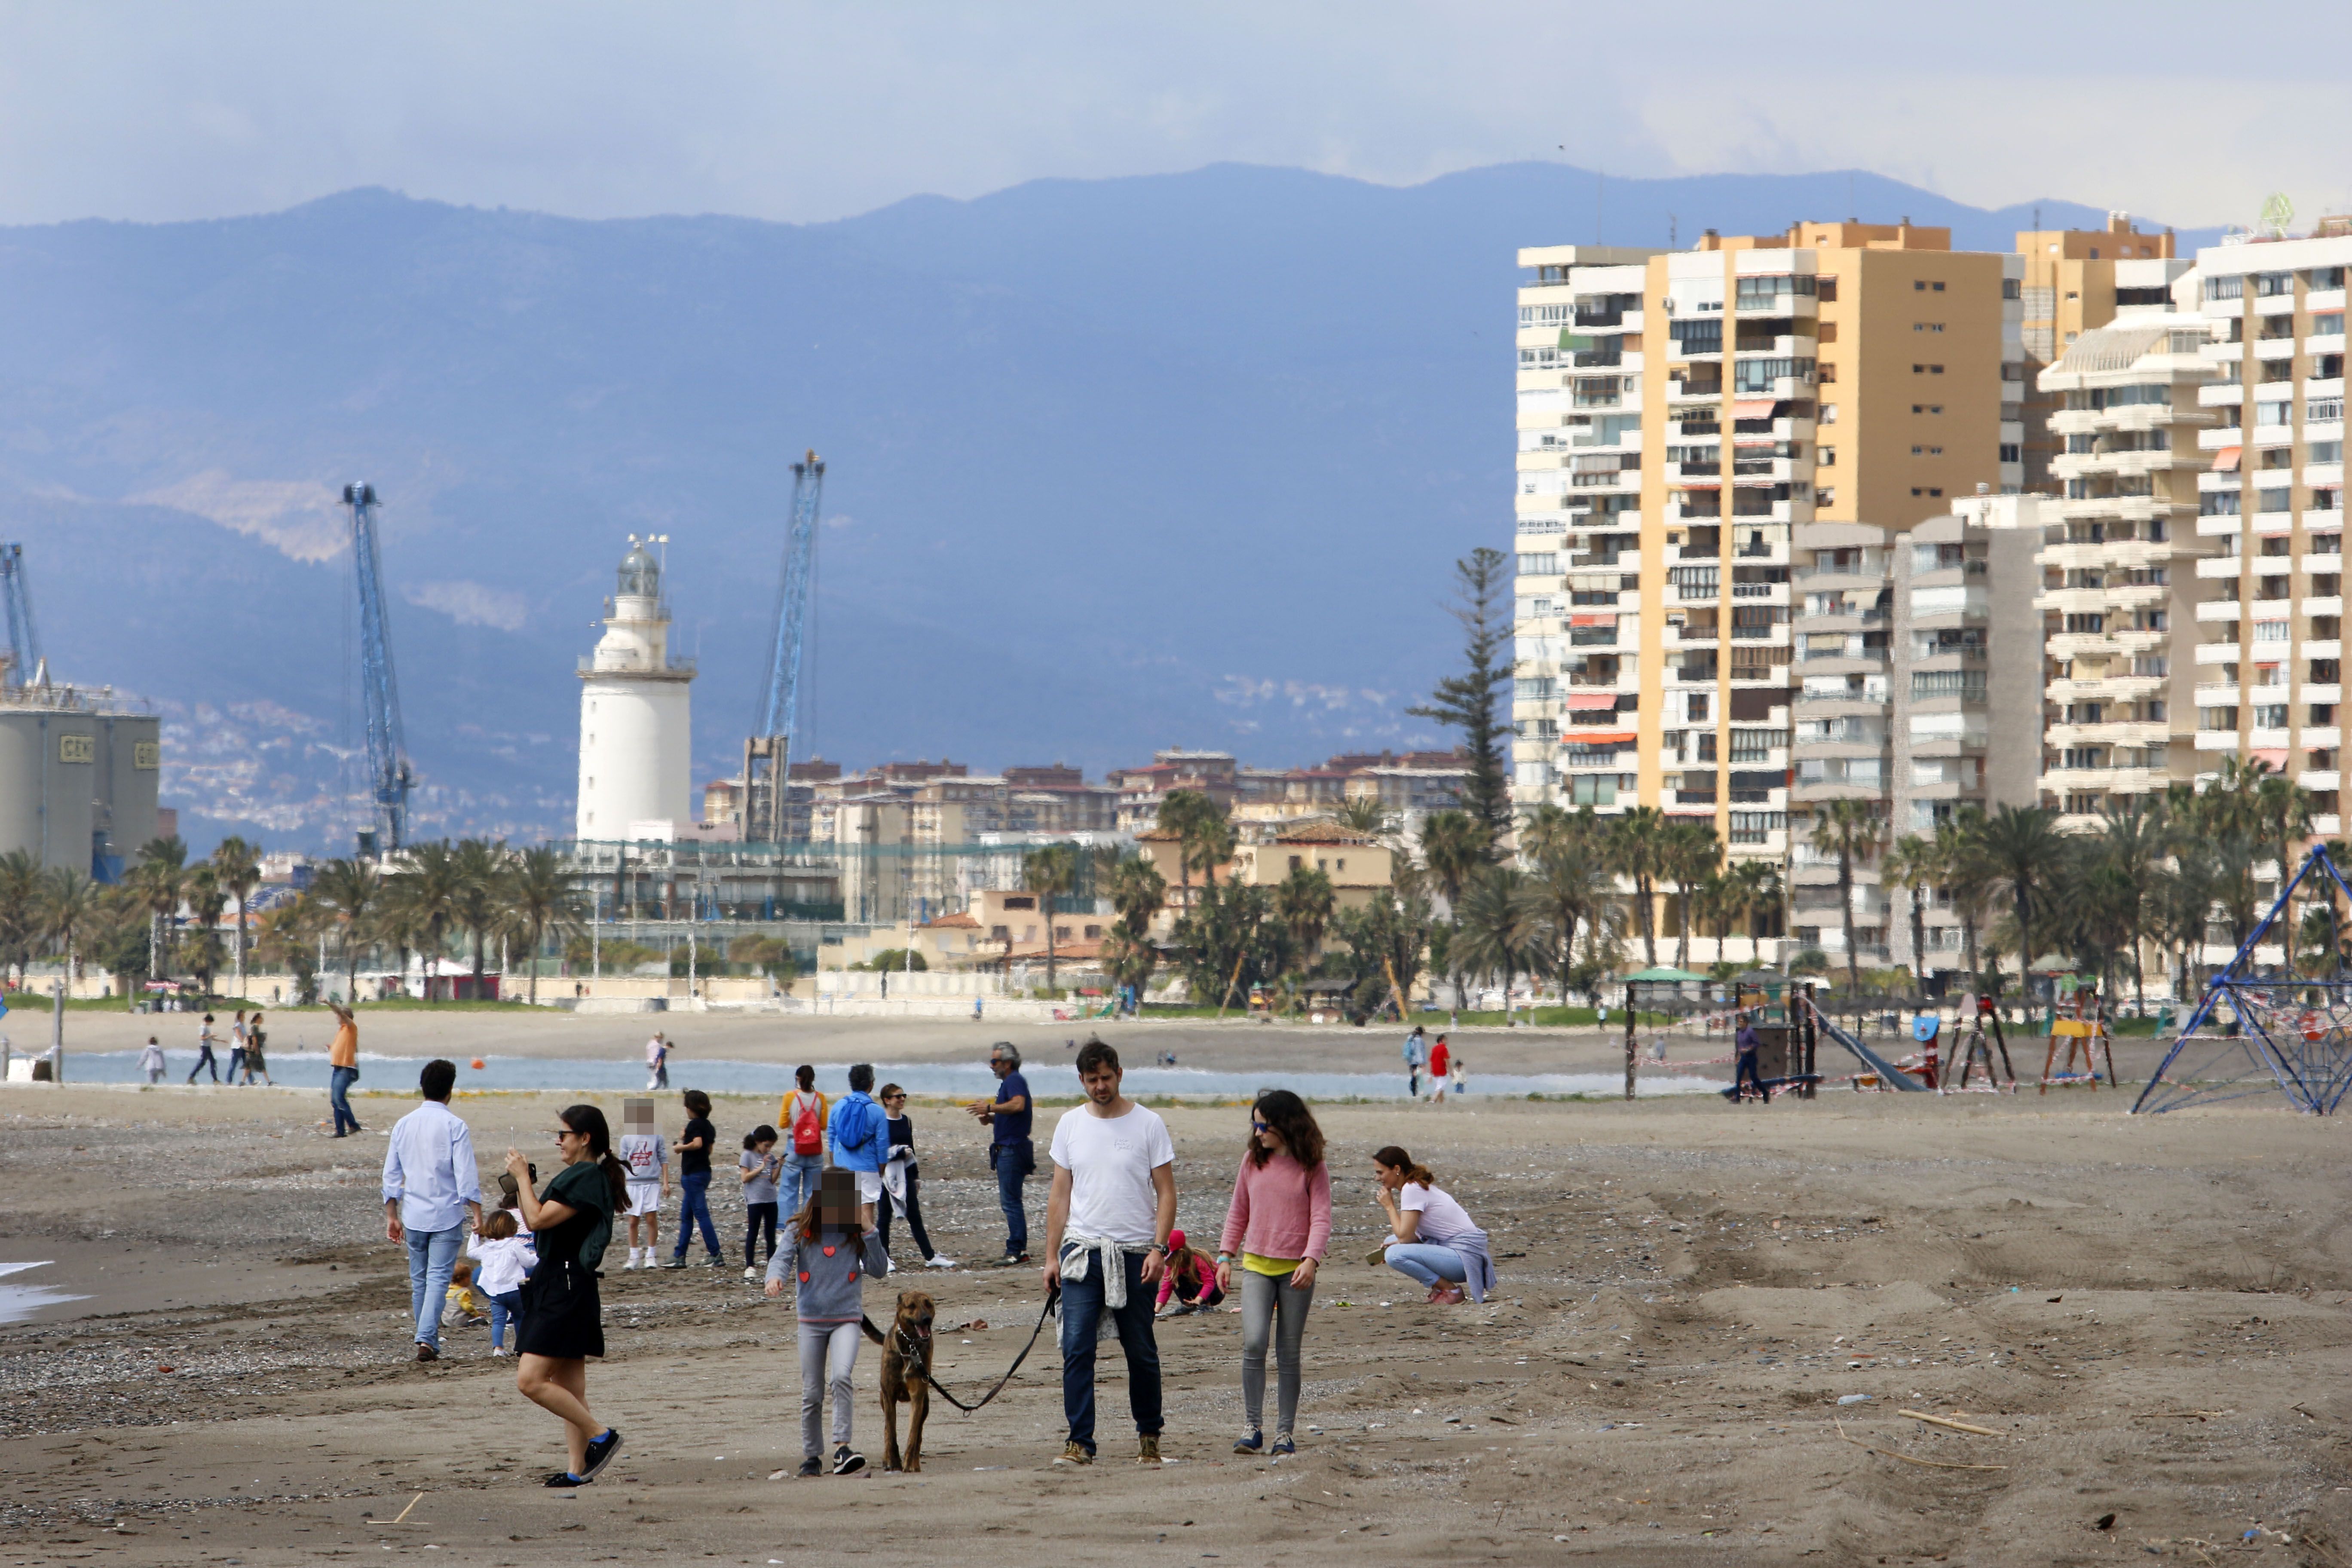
[1530,812,1614,999]
[1156,790,1218,915]
[1418,810,1489,918]
[1936,808,1994,992]
[2098,799,2172,1010]
[450,838,511,998]
[1725,858,1782,965]
[310,857,384,1003]
[1335,795,1394,836]
[1974,803,2061,986]
[2253,767,2314,964]
[1101,856,1167,1011]
[183,864,229,1000]
[503,845,582,1005]
[1881,833,1939,987]
[1660,819,1720,971]
[369,876,432,1001]
[210,835,262,997]
[1021,842,1079,990]
[400,840,465,999]
[126,836,187,986]
[40,867,104,983]
[1809,798,1884,1002]
[1608,806,1669,968]
[1274,864,1337,976]
[1450,867,1550,1017]
[0,850,42,984]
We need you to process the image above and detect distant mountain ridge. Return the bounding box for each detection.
[0,162,2218,852]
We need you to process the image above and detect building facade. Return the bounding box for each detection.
[576,540,695,840]
[2015,214,2187,490]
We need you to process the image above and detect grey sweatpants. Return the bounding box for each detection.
[799,1320,861,1455]
[1240,1266,1316,1438]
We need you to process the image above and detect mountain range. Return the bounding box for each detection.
[0,161,2221,853]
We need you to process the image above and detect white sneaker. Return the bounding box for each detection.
[925,1255,957,1269]
[742,1265,759,1281]
[885,1259,898,1275]
[622,1250,640,1271]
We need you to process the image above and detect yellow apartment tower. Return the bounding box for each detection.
[2015,212,2185,489]
[1513,221,2023,959]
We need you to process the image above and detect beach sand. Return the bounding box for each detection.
[1,1014,2346,1566]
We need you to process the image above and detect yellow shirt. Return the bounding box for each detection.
[1241,1252,1302,1276]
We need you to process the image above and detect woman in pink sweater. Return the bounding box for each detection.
[1215,1089,1332,1456]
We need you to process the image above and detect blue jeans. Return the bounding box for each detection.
[405,1225,465,1349]
[488,1289,523,1351]
[1057,1246,1161,1455]
[779,1152,823,1222]
[672,1171,721,1259]
[1733,1052,1766,1100]
[329,1066,361,1135]
[992,1144,1029,1257]
[1383,1242,1467,1291]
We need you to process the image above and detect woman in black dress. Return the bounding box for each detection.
[506,1103,628,1486]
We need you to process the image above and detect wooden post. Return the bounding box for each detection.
[1623,982,1637,1102]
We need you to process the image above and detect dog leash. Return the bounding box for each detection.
[861,1284,1060,1415]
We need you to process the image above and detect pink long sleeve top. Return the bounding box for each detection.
[1219,1150,1333,1263]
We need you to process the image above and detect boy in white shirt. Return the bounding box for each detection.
[1044,1039,1176,1466]
[616,1096,669,1269]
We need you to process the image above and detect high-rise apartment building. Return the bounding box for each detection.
[1513,224,2025,909]
[2015,214,2186,489]
[2192,230,2352,838]
[2033,296,2218,826]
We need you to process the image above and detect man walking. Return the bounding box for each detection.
[1731,1010,1766,1104]
[1402,1025,1428,1099]
[965,1043,1032,1265]
[1044,1039,1176,1466]
[644,1032,669,1090]
[187,1013,221,1084]
[381,1059,482,1362]
[327,1001,363,1136]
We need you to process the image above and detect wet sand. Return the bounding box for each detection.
[1,1019,2347,1566]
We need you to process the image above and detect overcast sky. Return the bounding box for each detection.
[2,1,2347,230]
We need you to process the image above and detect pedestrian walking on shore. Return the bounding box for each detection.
[826,1066,888,1231]
[226,1010,249,1084]
[778,1066,827,1221]
[139,1036,166,1084]
[1428,1035,1451,1104]
[740,1125,782,1279]
[616,1097,668,1269]
[243,1012,273,1085]
[666,1089,723,1268]
[187,1014,220,1084]
[876,1083,950,1269]
[1732,1010,1766,1103]
[644,1032,669,1090]
[1216,1090,1331,1457]
[766,1166,887,1476]
[964,1042,1032,1265]
[1045,1038,1176,1466]
[1402,1025,1428,1099]
[381,1059,484,1361]
[327,1001,363,1136]
[1371,1145,1497,1305]
[505,1104,626,1487]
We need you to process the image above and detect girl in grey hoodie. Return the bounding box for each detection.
[766,1167,888,1475]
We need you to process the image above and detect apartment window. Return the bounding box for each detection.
[1913,322,1946,333]
[1516,551,1561,576]
[1817,487,1836,507]
[1821,403,1838,423]
[1816,278,1838,302]
[2003,278,2021,300]
[2000,443,2022,463]
[2254,705,2291,729]
[2207,276,2246,302]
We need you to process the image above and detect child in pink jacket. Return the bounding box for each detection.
[1215,1089,1332,1456]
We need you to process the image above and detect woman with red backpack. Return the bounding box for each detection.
[778,1066,829,1223]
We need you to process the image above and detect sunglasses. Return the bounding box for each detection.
[550,1128,581,1140]
[1251,1120,1270,1132]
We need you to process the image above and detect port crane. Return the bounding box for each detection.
[344,483,414,854]
[0,542,40,687]
[744,450,824,844]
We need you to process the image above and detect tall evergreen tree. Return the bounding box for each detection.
[1408,547,1514,848]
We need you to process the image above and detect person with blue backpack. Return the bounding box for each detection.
[828,1064,889,1230]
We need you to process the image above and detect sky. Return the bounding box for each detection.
[2,1,2349,230]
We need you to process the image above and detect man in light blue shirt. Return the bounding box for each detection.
[827,1063,888,1228]
[381,1059,482,1361]
[1402,1026,1429,1098]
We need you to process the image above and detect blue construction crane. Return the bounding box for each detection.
[344,483,414,854]
[0,542,40,688]
[744,450,824,843]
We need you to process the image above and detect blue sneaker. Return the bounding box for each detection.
[1270,1435,1297,1457]
[1233,1430,1262,1455]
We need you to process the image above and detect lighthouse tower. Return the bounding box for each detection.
[576,537,695,840]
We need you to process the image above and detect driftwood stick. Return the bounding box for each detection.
[1897,1409,2004,1437]
[1835,1419,2007,1473]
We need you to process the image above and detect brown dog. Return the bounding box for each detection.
[868,1289,936,1472]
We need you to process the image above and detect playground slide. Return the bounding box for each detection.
[1807,1007,1929,1091]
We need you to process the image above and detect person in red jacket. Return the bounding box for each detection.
[1428,1035,1452,1103]
[1215,1089,1332,1458]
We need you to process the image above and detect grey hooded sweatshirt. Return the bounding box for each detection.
[767,1225,888,1323]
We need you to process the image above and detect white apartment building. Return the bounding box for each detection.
[2034,279,2217,827]
[2192,230,2351,836]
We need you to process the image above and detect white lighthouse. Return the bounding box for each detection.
[576,536,695,840]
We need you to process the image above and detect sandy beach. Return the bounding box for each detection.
[1,1013,2346,1567]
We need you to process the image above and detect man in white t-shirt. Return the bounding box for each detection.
[1044,1039,1176,1466]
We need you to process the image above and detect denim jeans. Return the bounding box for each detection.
[992,1144,1029,1257]
[405,1225,465,1348]
[1733,1052,1766,1100]
[488,1289,523,1351]
[672,1171,721,1259]
[1057,1246,1161,1455]
[329,1066,361,1135]
[1382,1242,1467,1291]
[779,1152,823,1222]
